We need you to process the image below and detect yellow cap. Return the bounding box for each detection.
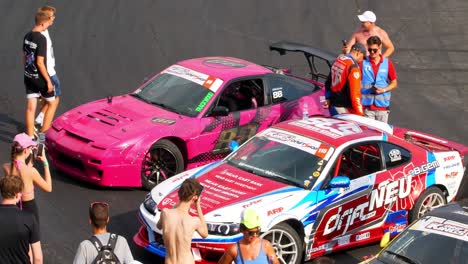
[240,208,261,229]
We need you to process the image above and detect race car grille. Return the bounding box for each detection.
[58,154,85,172]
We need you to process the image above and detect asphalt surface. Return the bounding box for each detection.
[0,1,467,263]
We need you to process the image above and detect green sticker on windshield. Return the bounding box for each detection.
[195,92,214,112]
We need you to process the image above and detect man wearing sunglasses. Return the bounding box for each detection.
[361,36,398,123]
[73,202,134,264]
[218,208,279,264]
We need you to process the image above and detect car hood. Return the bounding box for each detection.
[54,95,183,143]
[156,162,294,216]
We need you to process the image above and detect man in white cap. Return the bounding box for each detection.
[343,10,395,57]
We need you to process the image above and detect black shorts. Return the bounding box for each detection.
[21,199,40,226]
[25,77,55,101]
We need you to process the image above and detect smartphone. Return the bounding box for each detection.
[36,143,45,158]
[342,39,347,46]
[197,185,204,197]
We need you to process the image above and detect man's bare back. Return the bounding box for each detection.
[159,208,202,264]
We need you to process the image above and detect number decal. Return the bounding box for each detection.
[214,124,259,153]
[331,64,343,87]
[272,90,283,99]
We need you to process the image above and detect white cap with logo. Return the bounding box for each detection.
[358,11,377,23]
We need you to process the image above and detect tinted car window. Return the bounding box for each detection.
[267,75,320,104]
[381,142,411,169]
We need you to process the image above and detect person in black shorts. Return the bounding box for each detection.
[23,10,55,140]
[0,176,42,263]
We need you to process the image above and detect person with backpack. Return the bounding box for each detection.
[73,202,134,264]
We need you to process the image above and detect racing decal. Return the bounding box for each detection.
[290,118,362,139]
[195,92,214,112]
[353,71,360,79]
[408,160,439,176]
[242,199,262,208]
[445,171,459,179]
[262,128,334,159]
[388,223,406,233]
[322,174,412,236]
[413,216,468,242]
[388,149,401,162]
[157,163,289,214]
[316,144,331,159]
[213,123,259,153]
[267,207,284,216]
[202,58,246,68]
[271,87,283,100]
[163,65,223,93]
[355,232,370,241]
[337,235,350,246]
[151,117,176,125]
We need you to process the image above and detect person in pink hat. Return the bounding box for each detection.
[2,133,52,225]
[343,10,395,57]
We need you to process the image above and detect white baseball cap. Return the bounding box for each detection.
[358,11,377,23]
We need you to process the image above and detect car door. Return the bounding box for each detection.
[190,77,280,165]
[308,142,389,254]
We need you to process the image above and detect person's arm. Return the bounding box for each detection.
[31,241,43,264]
[344,33,357,54]
[120,237,135,264]
[217,244,237,264]
[380,30,395,58]
[376,60,398,93]
[36,56,53,93]
[348,68,364,116]
[377,79,397,94]
[156,209,165,230]
[195,196,208,238]
[72,242,86,264]
[35,36,53,92]
[31,153,52,192]
[264,240,280,264]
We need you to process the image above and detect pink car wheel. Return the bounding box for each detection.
[140,139,184,190]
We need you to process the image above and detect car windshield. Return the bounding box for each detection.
[132,65,221,117]
[226,128,332,189]
[379,224,468,264]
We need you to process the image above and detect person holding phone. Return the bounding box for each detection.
[156,178,208,264]
[2,133,52,224]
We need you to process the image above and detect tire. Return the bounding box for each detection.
[140,139,184,190]
[409,186,446,223]
[261,223,303,264]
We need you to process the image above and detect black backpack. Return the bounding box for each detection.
[88,233,121,264]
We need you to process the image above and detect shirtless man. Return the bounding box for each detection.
[343,10,395,57]
[157,178,208,264]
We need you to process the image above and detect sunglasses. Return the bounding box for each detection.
[246,229,261,236]
[368,48,379,53]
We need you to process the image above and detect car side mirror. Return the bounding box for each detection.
[380,232,391,248]
[329,176,350,188]
[211,106,229,116]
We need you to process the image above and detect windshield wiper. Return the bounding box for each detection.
[131,93,153,104]
[150,101,183,115]
[382,251,419,264]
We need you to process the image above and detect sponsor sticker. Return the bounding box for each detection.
[195,92,214,112]
[263,129,328,156]
[163,65,223,93]
[291,118,362,139]
[389,149,401,162]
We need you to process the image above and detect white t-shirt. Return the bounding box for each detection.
[40,29,56,76]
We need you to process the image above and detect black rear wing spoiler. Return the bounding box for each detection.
[269,41,337,81]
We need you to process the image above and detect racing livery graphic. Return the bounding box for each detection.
[45,42,334,188]
[134,115,468,263]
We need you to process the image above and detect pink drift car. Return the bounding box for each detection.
[45,42,335,189]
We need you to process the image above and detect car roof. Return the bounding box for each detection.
[274,115,393,148]
[178,56,273,81]
[426,203,468,224]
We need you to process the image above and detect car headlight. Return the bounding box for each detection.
[143,193,157,214]
[206,222,240,236]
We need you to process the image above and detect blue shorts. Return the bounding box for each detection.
[51,75,61,96]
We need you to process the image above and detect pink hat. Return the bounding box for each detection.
[358,11,377,23]
[13,133,37,148]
